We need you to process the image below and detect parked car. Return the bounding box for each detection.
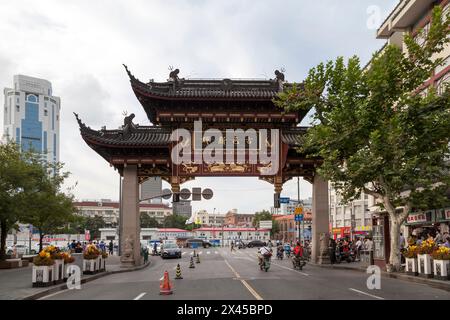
[246,240,266,248]
[186,238,212,248]
[236,240,247,249]
[160,242,182,259]
[6,245,31,256]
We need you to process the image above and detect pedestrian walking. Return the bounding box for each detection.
[231,241,236,252]
[109,240,114,255]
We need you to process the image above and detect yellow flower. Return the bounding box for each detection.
[39,251,46,258]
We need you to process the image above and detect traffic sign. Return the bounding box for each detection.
[279,197,290,204]
[295,207,303,214]
[161,189,172,200]
[295,214,304,222]
[180,188,191,200]
[202,188,213,200]
[259,220,273,229]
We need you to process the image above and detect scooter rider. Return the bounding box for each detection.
[293,241,304,267]
[257,245,272,267]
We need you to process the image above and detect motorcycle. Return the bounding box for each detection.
[259,253,272,272]
[335,247,352,263]
[276,249,284,260]
[292,255,306,270]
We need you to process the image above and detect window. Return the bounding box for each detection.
[435,55,450,75]
[16,105,20,112]
[414,22,430,47]
[355,219,362,227]
[436,72,450,95]
[44,109,48,116]
[444,2,450,22]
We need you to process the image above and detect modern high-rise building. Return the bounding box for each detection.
[2,75,60,163]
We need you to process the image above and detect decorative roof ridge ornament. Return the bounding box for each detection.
[168,66,185,91]
[274,68,286,91]
[73,112,87,130]
[123,64,137,81]
[121,112,138,139]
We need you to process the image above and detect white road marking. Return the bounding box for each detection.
[224,260,263,300]
[349,288,384,300]
[207,251,210,254]
[215,251,218,254]
[133,292,147,300]
[190,252,194,255]
[182,252,186,255]
[271,261,309,276]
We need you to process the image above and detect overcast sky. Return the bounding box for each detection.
[0,0,398,215]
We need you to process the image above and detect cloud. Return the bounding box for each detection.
[0,0,398,213]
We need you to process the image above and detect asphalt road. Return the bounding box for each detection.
[41,247,450,300]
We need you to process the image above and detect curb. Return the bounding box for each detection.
[22,261,151,300]
[310,263,450,292]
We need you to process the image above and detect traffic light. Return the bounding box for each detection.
[274,193,280,208]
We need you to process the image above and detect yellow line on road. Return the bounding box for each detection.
[224,260,263,300]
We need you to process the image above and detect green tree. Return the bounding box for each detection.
[21,158,76,253]
[140,213,161,228]
[163,214,189,229]
[0,142,33,260]
[275,6,450,271]
[253,210,280,236]
[81,216,107,240]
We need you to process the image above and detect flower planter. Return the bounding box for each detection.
[64,263,75,280]
[433,260,450,281]
[417,254,433,278]
[405,257,418,276]
[32,265,54,287]
[98,257,106,272]
[83,258,99,275]
[53,259,65,284]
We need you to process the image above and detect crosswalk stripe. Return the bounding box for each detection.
[199,251,203,255]
[190,252,194,255]
[215,251,218,254]
[207,251,210,254]
[182,252,186,255]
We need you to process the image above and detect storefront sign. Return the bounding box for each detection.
[407,213,427,224]
[373,225,385,260]
[355,226,372,232]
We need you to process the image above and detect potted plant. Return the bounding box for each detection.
[50,249,65,285]
[62,252,76,280]
[417,239,436,278]
[83,244,100,275]
[99,252,108,272]
[431,246,450,280]
[403,245,419,276]
[32,250,55,287]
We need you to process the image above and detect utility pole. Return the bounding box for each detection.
[118,175,122,256]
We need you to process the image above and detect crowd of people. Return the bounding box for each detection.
[328,236,373,264]
[67,240,115,255]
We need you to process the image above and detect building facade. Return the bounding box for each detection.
[3,75,60,164]
[374,0,450,240]
[173,200,192,217]
[73,200,172,226]
[193,227,271,245]
[329,185,373,240]
[192,210,226,227]
[224,209,255,227]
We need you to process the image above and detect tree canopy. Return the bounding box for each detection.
[275,6,450,270]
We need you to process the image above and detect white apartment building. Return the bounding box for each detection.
[329,184,374,239]
[377,0,449,95]
[3,75,60,163]
[191,210,226,227]
[74,200,172,226]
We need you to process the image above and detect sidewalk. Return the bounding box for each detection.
[0,255,150,300]
[310,261,450,292]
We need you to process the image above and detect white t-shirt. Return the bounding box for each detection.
[259,246,271,256]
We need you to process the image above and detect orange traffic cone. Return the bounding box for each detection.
[160,270,173,295]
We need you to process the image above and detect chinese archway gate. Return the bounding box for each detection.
[75,66,330,267]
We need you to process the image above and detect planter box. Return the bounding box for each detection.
[417,254,433,278]
[83,258,99,275]
[32,265,54,287]
[53,259,65,284]
[405,257,418,276]
[98,257,106,272]
[64,263,75,280]
[433,259,450,281]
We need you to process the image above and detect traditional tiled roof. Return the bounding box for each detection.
[281,128,307,146]
[74,113,171,147]
[75,113,306,148]
[124,64,295,101]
